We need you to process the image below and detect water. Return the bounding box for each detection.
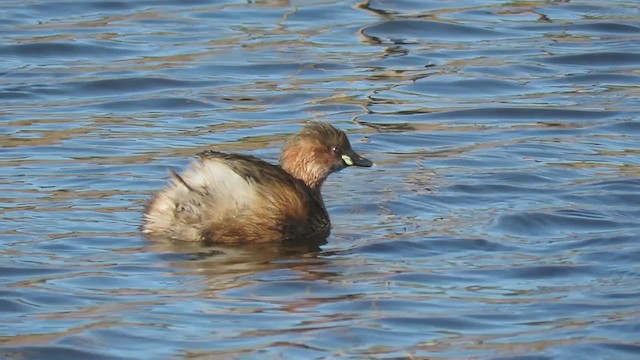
[1,0,640,358]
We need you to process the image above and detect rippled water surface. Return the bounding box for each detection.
[2,0,640,358]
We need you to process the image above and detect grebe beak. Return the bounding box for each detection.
[342,150,373,167]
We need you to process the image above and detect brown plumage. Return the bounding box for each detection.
[142,122,373,243]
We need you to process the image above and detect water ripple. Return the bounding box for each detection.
[537,52,640,67]
[0,42,137,59]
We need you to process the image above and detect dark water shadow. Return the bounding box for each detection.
[361,19,518,44]
[0,346,122,360]
[145,234,329,294]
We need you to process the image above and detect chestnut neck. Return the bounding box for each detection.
[279,142,331,192]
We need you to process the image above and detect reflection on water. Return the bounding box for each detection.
[2,0,640,358]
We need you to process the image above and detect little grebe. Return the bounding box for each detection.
[142,122,373,243]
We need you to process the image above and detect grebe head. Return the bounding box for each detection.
[279,122,373,190]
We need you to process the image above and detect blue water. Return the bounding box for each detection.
[2,0,640,358]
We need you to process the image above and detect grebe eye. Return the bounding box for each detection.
[331,147,338,154]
